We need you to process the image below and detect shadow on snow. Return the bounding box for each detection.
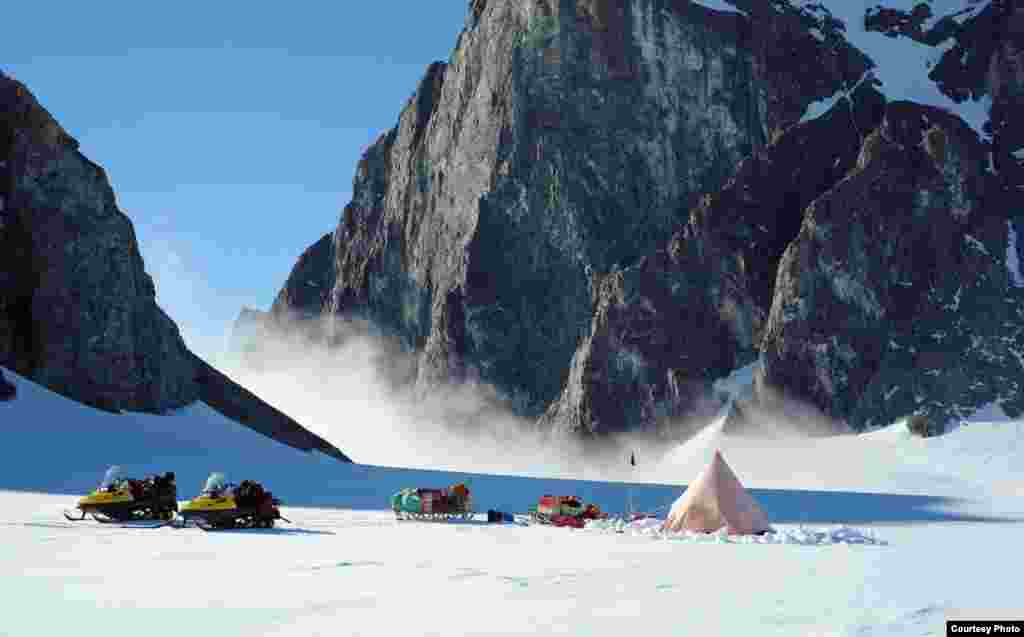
[3,464,1017,526]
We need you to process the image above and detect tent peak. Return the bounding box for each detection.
[663,448,772,535]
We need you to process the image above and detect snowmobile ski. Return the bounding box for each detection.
[89,512,177,528]
[61,508,175,529]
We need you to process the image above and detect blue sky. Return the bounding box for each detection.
[4,1,467,362]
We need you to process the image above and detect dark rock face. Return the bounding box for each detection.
[749,0,1024,431]
[0,72,351,460]
[276,0,872,423]
[540,76,887,436]
[906,413,941,438]
[541,72,887,436]
[759,100,1024,429]
[865,0,1023,193]
[258,0,1021,437]
[539,234,758,436]
[864,3,961,47]
[270,233,336,321]
[730,0,875,136]
[0,368,14,401]
[987,3,1024,190]
[684,81,887,318]
[0,73,198,413]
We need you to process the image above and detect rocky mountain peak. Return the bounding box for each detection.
[247,0,1022,438]
[0,72,350,461]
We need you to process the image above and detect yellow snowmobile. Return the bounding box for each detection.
[63,465,178,525]
[179,472,288,531]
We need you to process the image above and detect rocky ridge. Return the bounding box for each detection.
[262,0,870,420]
[249,0,1023,437]
[0,72,350,461]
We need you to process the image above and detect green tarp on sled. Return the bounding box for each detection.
[391,488,421,513]
[402,493,422,513]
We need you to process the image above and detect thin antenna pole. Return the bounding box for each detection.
[627,451,636,519]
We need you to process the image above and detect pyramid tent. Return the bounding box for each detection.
[661,449,772,535]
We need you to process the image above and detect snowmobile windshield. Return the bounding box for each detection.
[100,465,125,489]
[203,472,228,494]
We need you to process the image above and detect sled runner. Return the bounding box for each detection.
[391,483,474,522]
[63,465,178,524]
[178,472,289,531]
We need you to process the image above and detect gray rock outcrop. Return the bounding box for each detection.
[271,0,870,424]
[0,72,350,461]
[759,101,1024,429]
[0,72,197,413]
[255,0,1023,436]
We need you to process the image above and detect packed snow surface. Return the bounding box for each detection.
[2,368,1023,635]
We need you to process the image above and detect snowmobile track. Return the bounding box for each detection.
[186,515,291,532]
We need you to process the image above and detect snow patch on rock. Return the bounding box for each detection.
[1006,221,1024,288]
[920,0,993,31]
[713,360,758,402]
[826,1,993,139]
[966,401,1012,423]
[800,70,874,124]
[691,0,747,16]
[800,92,843,123]
[819,258,885,319]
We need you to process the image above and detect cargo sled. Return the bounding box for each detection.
[391,483,474,521]
[528,495,607,527]
[63,465,178,525]
[179,472,288,531]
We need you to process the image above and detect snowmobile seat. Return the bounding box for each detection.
[151,473,176,497]
[127,480,145,500]
[236,480,269,509]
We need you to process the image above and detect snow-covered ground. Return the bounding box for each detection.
[2,367,1023,635]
